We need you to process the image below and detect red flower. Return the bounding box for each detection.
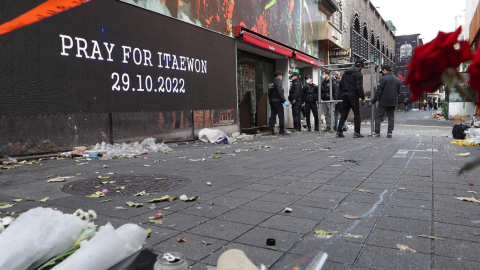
[406,27,473,101]
[468,49,480,104]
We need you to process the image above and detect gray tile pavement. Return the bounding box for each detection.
[2,111,480,269]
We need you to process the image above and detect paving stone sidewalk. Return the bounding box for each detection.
[1,110,479,270]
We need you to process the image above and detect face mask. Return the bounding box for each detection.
[321,75,326,80]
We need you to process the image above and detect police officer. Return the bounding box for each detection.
[289,72,303,132]
[337,59,366,138]
[368,65,401,138]
[321,71,336,131]
[303,75,319,132]
[268,71,290,135]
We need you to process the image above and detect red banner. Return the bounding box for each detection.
[0,0,93,35]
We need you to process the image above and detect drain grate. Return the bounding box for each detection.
[61,174,190,196]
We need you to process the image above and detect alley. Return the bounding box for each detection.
[1,110,479,270]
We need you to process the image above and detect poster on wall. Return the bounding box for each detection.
[395,34,420,87]
[0,0,237,116]
[120,0,319,58]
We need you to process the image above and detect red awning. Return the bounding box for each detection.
[234,26,294,57]
[295,51,319,66]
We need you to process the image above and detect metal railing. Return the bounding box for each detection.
[351,29,395,71]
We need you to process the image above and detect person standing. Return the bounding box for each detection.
[434,97,439,110]
[268,71,290,135]
[303,75,319,132]
[336,59,366,138]
[404,98,409,112]
[321,72,335,131]
[423,99,427,110]
[289,72,303,132]
[334,79,348,131]
[368,65,401,138]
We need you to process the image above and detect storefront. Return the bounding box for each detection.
[234,26,319,131]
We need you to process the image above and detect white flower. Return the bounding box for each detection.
[80,213,90,221]
[2,217,13,226]
[87,210,97,219]
[73,209,84,217]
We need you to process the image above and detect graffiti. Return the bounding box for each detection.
[121,0,319,57]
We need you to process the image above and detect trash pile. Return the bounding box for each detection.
[451,120,480,146]
[60,138,172,159]
[198,129,256,144]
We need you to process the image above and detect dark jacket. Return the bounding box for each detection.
[339,67,365,99]
[288,79,303,104]
[321,79,338,101]
[334,82,342,110]
[268,77,286,104]
[372,72,401,107]
[303,83,318,103]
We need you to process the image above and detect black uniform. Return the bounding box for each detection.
[337,67,365,134]
[289,78,303,131]
[268,77,287,134]
[371,72,401,134]
[303,83,319,131]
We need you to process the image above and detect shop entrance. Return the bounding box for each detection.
[237,50,275,130]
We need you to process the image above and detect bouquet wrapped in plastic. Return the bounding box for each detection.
[0,207,89,270]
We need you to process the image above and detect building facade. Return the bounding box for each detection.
[467,0,480,46]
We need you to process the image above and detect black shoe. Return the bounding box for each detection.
[387,133,393,138]
[314,128,319,132]
[279,131,290,136]
[336,132,345,138]
[333,127,337,131]
[353,132,364,138]
[308,128,312,132]
[342,127,348,132]
[270,132,276,136]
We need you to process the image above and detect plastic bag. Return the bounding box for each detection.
[199,128,229,144]
[0,207,88,270]
[53,223,148,270]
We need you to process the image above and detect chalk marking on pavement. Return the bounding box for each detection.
[393,149,438,158]
[320,189,389,250]
[350,140,422,269]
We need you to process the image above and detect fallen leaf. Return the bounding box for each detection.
[179,195,199,201]
[114,186,125,190]
[458,153,471,156]
[143,164,151,167]
[115,206,127,210]
[206,182,212,186]
[154,178,166,180]
[314,230,332,236]
[76,173,83,175]
[146,228,152,238]
[47,176,73,183]
[46,174,55,178]
[168,196,178,202]
[331,164,341,167]
[12,199,22,202]
[126,201,143,208]
[147,195,172,203]
[149,220,163,225]
[454,197,480,203]
[39,197,49,203]
[201,241,213,245]
[398,187,407,190]
[86,193,105,198]
[397,244,416,252]
[134,190,147,197]
[356,189,374,194]
[283,207,293,213]
[177,238,187,243]
[99,199,111,203]
[468,191,477,193]
[344,215,361,220]
[0,203,14,209]
[418,235,445,240]
[212,156,222,159]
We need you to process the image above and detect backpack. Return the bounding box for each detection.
[452,123,470,139]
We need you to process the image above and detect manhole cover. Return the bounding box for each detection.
[61,174,190,197]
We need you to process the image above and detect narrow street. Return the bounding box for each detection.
[1,110,479,270]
